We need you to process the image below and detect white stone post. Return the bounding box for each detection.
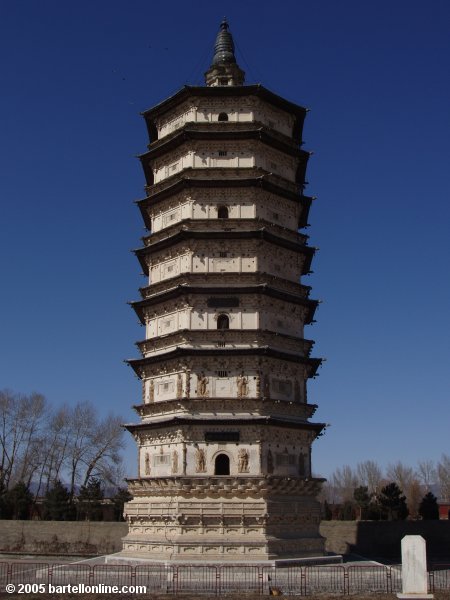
[397,535,433,599]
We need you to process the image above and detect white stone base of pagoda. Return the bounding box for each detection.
[119,476,326,563]
[105,552,342,566]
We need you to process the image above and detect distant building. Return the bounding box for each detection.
[438,502,450,520]
[122,20,326,562]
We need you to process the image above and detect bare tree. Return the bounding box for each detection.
[319,481,338,505]
[437,454,450,501]
[80,414,125,487]
[0,390,126,501]
[0,390,46,491]
[356,460,383,495]
[15,393,47,484]
[65,402,98,500]
[32,405,72,499]
[386,462,415,493]
[386,461,424,516]
[65,402,125,498]
[330,465,358,503]
[407,479,423,519]
[417,460,436,492]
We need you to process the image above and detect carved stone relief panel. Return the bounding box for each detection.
[195,448,206,473]
[172,450,179,474]
[196,373,209,398]
[144,452,151,476]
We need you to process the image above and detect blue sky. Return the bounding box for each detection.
[1,0,449,480]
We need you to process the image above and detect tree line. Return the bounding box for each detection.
[320,457,450,520]
[0,389,129,520]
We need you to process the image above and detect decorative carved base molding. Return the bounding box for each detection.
[127,475,323,498]
[122,478,324,561]
[119,535,325,562]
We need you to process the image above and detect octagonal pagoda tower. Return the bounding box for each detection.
[122,20,326,562]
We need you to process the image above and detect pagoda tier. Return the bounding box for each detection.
[141,85,308,144]
[121,20,326,563]
[138,273,316,306]
[131,284,318,325]
[137,178,313,230]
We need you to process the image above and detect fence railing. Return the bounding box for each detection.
[0,562,448,594]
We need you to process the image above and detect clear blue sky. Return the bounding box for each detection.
[1,0,449,479]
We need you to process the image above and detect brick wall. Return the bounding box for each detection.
[320,520,450,558]
[0,520,449,558]
[0,521,128,555]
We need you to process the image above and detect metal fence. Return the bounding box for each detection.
[0,562,448,594]
[429,564,450,592]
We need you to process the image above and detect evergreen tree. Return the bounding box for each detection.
[354,486,371,519]
[378,482,409,520]
[0,492,9,519]
[112,487,132,521]
[338,500,356,520]
[418,491,439,520]
[77,478,104,521]
[42,480,75,521]
[0,482,33,519]
[367,500,382,520]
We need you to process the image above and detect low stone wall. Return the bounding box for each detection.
[0,520,449,558]
[0,521,128,555]
[320,520,450,559]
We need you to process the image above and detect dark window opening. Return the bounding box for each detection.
[218,112,228,122]
[218,205,229,219]
[217,314,230,330]
[215,453,230,475]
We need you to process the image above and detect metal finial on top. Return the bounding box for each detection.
[212,18,236,65]
[205,18,245,86]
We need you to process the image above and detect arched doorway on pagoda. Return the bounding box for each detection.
[214,453,230,475]
[217,314,230,329]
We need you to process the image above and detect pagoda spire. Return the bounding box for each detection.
[205,19,245,87]
[212,18,237,65]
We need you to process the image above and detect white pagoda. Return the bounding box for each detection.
[122,20,326,562]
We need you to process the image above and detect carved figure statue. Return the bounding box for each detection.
[185,371,191,399]
[267,449,274,474]
[172,450,179,474]
[195,447,206,472]
[177,373,182,399]
[144,452,151,476]
[255,373,261,398]
[263,375,270,398]
[238,448,249,473]
[197,373,209,397]
[237,372,249,398]
[149,380,154,403]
